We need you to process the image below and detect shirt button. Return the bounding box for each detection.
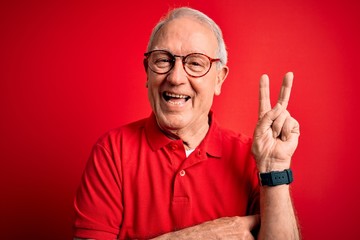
[179,170,186,177]
[169,144,178,150]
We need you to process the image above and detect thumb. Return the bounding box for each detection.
[243,214,260,231]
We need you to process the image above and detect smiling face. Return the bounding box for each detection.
[146,16,228,136]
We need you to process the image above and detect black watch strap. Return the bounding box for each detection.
[259,169,293,186]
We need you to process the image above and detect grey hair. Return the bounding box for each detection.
[146,7,228,67]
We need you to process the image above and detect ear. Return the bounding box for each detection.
[144,59,149,88]
[143,58,149,72]
[214,66,229,96]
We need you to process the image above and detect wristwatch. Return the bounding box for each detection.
[259,169,293,186]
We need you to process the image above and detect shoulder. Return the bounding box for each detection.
[209,113,253,146]
[206,115,254,158]
[95,117,148,149]
[217,125,253,146]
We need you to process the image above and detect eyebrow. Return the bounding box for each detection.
[150,47,208,56]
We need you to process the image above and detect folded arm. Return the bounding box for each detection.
[152,215,260,240]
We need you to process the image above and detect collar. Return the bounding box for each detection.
[145,111,222,158]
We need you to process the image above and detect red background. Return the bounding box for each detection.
[1,1,359,239]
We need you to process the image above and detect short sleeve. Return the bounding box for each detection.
[73,135,123,240]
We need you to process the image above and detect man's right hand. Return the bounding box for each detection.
[153,215,260,240]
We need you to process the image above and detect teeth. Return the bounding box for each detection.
[168,100,183,105]
[165,92,188,99]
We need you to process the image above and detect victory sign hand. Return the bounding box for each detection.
[251,72,300,172]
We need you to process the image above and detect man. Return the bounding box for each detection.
[73,7,300,240]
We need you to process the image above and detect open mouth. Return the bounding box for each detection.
[162,91,191,105]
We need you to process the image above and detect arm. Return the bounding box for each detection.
[73,140,123,240]
[74,216,259,240]
[252,72,301,239]
[152,215,260,240]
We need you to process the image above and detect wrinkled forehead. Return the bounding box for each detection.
[150,17,218,56]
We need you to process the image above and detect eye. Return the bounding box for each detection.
[188,60,203,67]
[155,58,172,64]
[153,55,173,69]
[185,56,208,72]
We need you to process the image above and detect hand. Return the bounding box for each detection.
[251,72,300,172]
[153,215,260,240]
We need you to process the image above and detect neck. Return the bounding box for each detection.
[180,123,209,149]
[159,116,210,150]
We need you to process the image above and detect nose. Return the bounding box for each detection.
[166,57,188,85]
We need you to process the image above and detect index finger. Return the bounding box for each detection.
[278,72,294,109]
[258,74,272,119]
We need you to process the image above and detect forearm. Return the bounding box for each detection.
[258,185,300,240]
[151,222,213,240]
[152,216,259,240]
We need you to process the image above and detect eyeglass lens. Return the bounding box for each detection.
[147,51,212,77]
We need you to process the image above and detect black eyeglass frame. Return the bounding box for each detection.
[144,50,221,78]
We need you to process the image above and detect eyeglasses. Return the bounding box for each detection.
[144,50,221,78]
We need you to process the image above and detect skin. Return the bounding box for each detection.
[253,72,300,240]
[146,17,229,150]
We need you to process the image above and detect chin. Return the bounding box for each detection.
[157,112,191,130]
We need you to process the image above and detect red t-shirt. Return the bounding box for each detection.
[73,113,260,239]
